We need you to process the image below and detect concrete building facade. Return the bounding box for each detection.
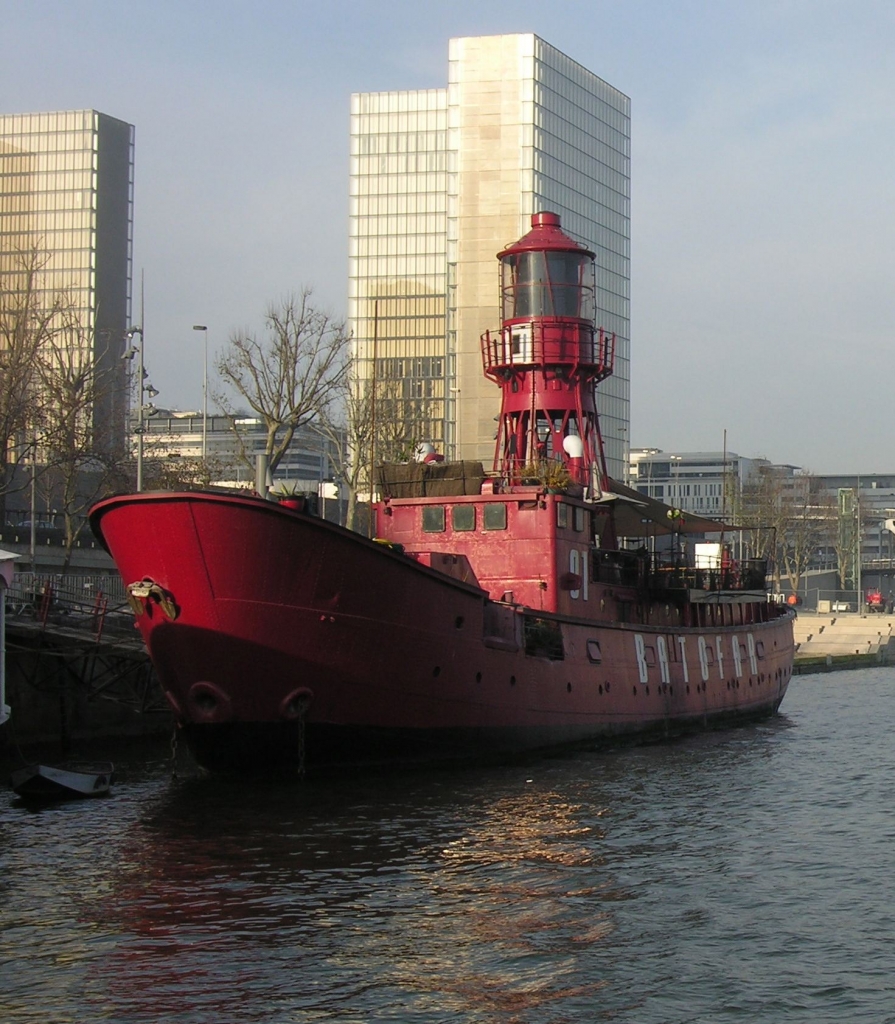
[349,34,630,478]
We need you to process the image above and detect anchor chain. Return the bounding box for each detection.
[170,725,179,778]
[297,702,307,780]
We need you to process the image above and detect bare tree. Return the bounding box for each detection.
[215,290,349,477]
[318,367,373,532]
[319,363,438,532]
[0,246,61,518]
[736,465,832,595]
[141,451,229,492]
[36,309,131,569]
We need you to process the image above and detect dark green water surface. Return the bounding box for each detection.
[2,669,894,1023]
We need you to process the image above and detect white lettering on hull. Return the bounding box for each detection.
[633,631,757,686]
[698,636,710,681]
[634,633,649,683]
[732,635,743,677]
[677,637,689,683]
[656,635,670,684]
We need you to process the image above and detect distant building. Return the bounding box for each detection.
[138,410,342,501]
[0,109,134,446]
[814,474,895,564]
[350,33,630,478]
[628,449,774,518]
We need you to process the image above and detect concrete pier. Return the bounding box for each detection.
[792,610,895,671]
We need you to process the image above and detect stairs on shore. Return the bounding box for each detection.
[793,613,895,660]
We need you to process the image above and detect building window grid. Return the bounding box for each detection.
[350,41,629,471]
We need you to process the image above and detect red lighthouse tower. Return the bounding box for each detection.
[481,212,614,490]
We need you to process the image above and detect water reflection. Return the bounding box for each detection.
[75,766,621,1019]
[6,689,874,1024]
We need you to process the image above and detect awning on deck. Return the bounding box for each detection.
[598,479,738,537]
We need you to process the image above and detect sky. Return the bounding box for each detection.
[3,0,895,474]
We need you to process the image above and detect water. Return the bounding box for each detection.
[2,669,895,1023]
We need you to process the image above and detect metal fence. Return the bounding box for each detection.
[3,571,128,623]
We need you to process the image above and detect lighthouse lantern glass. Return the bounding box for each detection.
[500,251,595,321]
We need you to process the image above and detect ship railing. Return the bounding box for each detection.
[591,550,769,594]
[646,557,769,594]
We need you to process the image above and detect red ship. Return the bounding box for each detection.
[90,213,794,772]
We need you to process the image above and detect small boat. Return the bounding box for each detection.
[10,761,114,801]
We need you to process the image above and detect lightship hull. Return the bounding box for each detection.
[90,491,795,772]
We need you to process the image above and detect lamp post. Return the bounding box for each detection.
[669,455,683,506]
[124,326,158,492]
[193,325,208,462]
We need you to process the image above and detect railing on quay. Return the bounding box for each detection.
[3,571,130,640]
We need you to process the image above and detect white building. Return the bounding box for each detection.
[138,411,341,497]
[349,33,630,478]
[629,449,773,518]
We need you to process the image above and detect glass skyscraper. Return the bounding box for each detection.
[349,34,630,477]
[0,109,134,445]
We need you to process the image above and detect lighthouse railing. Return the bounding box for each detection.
[481,323,614,381]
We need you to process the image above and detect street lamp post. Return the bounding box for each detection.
[124,326,158,492]
[193,325,208,462]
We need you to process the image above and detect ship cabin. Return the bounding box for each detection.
[374,463,778,632]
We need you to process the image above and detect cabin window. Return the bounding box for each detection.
[586,639,602,663]
[573,506,587,532]
[556,503,569,529]
[483,503,507,531]
[755,641,765,658]
[452,505,475,532]
[523,616,564,660]
[422,506,445,533]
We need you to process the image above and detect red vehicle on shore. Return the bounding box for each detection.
[90,212,795,773]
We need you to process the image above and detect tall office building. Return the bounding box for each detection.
[0,109,134,446]
[349,33,630,477]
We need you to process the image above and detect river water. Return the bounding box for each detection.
[2,668,894,1023]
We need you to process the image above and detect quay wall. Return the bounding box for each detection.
[792,610,895,673]
[1,577,172,761]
